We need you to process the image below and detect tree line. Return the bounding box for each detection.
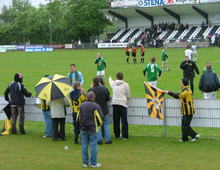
[0,0,111,45]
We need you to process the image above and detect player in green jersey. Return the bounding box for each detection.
[161,46,170,72]
[143,57,162,87]
[95,53,106,84]
[203,61,215,74]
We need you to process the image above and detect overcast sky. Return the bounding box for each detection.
[0,0,49,11]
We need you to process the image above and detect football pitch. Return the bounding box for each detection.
[0,47,220,98]
[0,124,220,170]
[1,47,220,169]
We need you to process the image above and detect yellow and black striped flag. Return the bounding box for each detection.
[144,82,164,120]
[1,104,12,136]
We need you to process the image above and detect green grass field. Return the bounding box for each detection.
[1,127,220,170]
[0,47,220,98]
[1,48,220,169]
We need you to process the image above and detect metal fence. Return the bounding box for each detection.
[1,96,220,138]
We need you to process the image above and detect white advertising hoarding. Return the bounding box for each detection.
[98,43,128,48]
[164,0,199,5]
[65,44,73,49]
[111,0,138,7]
[200,0,220,2]
[138,0,165,7]
[0,45,17,50]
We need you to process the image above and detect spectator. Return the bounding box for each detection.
[164,78,200,143]
[68,64,84,86]
[95,38,98,49]
[78,38,82,49]
[77,91,103,168]
[199,65,220,99]
[4,73,32,134]
[70,81,86,144]
[88,77,112,145]
[180,56,200,94]
[47,96,71,141]
[41,97,52,138]
[201,21,205,29]
[109,72,131,140]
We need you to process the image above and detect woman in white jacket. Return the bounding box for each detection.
[47,97,71,141]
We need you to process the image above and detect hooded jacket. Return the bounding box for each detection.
[88,84,110,115]
[70,89,86,113]
[4,73,32,106]
[199,71,220,92]
[109,77,131,108]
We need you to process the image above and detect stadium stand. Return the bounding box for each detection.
[100,1,220,48]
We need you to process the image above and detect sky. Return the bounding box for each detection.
[0,0,49,11]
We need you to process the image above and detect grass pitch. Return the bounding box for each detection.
[0,47,220,98]
[0,128,220,170]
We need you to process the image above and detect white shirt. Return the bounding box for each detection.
[185,49,192,60]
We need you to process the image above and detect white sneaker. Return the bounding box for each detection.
[82,164,88,167]
[90,163,101,168]
[179,139,188,142]
[123,138,128,140]
[191,134,200,143]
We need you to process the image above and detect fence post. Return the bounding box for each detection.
[163,98,167,137]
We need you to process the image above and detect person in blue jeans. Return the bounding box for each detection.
[70,81,86,144]
[76,91,103,168]
[87,77,112,145]
[41,99,53,137]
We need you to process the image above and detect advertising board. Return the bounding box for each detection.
[111,0,138,7]
[98,43,128,48]
[44,44,65,49]
[25,48,54,52]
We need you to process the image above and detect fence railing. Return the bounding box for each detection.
[1,96,220,138]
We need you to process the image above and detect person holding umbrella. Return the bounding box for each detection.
[35,74,72,141]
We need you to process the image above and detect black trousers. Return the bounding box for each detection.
[185,77,194,94]
[113,105,128,139]
[52,118,65,140]
[181,115,197,141]
[72,112,80,142]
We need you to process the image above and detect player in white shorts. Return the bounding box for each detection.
[191,43,198,63]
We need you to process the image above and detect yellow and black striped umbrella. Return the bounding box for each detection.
[144,82,164,120]
[35,74,72,101]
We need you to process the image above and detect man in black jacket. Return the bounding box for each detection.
[76,91,103,168]
[199,65,220,99]
[4,73,32,134]
[88,77,112,144]
[180,56,199,94]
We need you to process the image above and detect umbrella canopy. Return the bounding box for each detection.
[35,74,72,101]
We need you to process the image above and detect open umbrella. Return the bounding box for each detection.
[35,74,72,101]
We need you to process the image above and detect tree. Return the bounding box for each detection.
[63,0,111,42]
[0,0,112,44]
